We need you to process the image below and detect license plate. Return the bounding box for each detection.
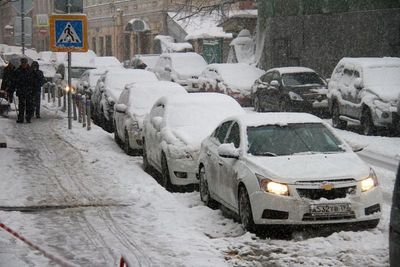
[310,203,351,214]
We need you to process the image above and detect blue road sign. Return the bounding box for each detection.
[50,15,88,52]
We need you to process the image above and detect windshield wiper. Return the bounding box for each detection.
[255,152,278,157]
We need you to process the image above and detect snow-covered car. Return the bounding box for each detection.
[114,81,187,155]
[198,112,382,232]
[76,68,107,98]
[90,56,123,69]
[91,69,158,133]
[196,63,265,106]
[142,93,245,191]
[390,165,400,266]
[152,52,207,91]
[328,57,400,135]
[252,67,328,114]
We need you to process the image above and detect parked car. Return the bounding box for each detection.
[198,112,382,232]
[152,52,207,91]
[91,69,158,133]
[76,69,107,98]
[196,63,265,106]
[251,67,328,114]
[390,164,400,266]
[142,93,245,191]
[114,81,188,155]
[328,57,400,135]
[90,56,123,69]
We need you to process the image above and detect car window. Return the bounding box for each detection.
[215,121,233,144]
[272,72,280,83]
[226,122,240,148]
[343,68,354,86]
[261,72,273,83]
[332,64,344,82]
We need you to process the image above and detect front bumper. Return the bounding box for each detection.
[372,107,400,130]
[289,99,329,113]
[167,157,199,186]
[250,184,382,225]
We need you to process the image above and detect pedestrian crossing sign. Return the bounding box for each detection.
[49,14,88,52]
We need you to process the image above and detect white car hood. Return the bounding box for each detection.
[367,85,400,102]
[246,152,370,183]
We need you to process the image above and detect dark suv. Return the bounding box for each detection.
[251,67,328,114]
[390,164,400,266]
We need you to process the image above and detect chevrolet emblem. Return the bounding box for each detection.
[321,183,334,191]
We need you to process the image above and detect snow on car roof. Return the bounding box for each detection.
[126,81,187,116]
[231,112,323,127]
[268,67,316,74]
[161,52,207,76]
[339,57,400,69]
[205,63,265,91]
[91,56,122,68]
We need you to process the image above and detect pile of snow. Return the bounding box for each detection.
[90,56,122,69]
[38,61,56,78]
[105,69,158,101]
[169,11,232,41]
[154,35,193,53]
[126,81,187,117]
[38,51,53,63]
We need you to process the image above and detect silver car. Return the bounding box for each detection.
[198,113,382,232]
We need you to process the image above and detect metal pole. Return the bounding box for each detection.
[21,0,25,55]
[137,32,141,54]
[82,96,86,128]
[86,99,91,131]
[67,0,72,129]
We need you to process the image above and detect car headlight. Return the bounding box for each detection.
[360,169,378,192]
[288,91,303,101]
[256,174,289,196]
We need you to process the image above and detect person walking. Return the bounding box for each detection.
[31,61,46,118]
[0,62,16,103]
[15,58,34,123]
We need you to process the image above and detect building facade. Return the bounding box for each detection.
[257,0,400,78]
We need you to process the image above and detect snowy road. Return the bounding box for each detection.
[0,105,397,266]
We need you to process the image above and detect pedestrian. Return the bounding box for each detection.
[15,57,34,123]
[0,62,16,103]
[31,61,46,118]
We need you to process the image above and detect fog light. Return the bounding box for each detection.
[174,171,187,178]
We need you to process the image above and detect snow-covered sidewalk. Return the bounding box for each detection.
[0,105,394,266]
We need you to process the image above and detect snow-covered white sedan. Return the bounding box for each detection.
[197,63,265,106]
[142,93,245,191]
[198,113,382,232]
[91,69,158,133]
[114,81,187,155]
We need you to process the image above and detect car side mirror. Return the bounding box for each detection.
[115,103,127,113]
[354,78,363,90]
[351,143,366,153]
[218,143,240,159]
[151,116,163,131]
[270,80,279,87]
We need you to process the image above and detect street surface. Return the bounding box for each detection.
[0,103,398,266]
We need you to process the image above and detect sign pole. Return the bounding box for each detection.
[21,0,25,55]
[67,0,72,129]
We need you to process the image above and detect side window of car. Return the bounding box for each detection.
[226,122,240,148]
[216,121,233,144]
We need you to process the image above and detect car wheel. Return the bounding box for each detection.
[279,98,290,112]
[332,102,347,129]
[239,186,256,232]
[253,95,263,112]
[142,139,150,172]
[361,108,376,136]
[199,166,218,209]
[161,153,173,191]
[124,130,134,156]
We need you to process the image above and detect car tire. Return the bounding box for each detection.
[199,166,218,209]
[239,186,256,232]
[161,153,173,192]
[361,108,376,136]
[142,138,150,172]
[124,130,134,156]
[253,95,264,112]
[332,102,347,129]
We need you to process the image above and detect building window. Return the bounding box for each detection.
[92,37,97,54]
[99,36,104,56]
[106,35,112,56]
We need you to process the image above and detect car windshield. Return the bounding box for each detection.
[282,72,325,87]
[70,67,94,79]
[363,66,400,88]
[247,123,344,156]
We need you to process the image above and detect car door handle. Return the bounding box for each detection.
[218,161,223,166]
[206,152,211,156]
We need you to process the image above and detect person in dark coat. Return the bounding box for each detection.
[15,58,34,123]
[31,61,46,118]
[0,62,16,103]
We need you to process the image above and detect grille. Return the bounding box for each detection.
[297,186,356,200]
[302,212,355,221]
